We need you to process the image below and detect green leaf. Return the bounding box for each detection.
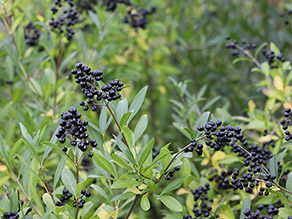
[147,147,171,170]
[61,168,77,195]
[268,154,278,181]
[277,148,288,162]
[159,195,182,212]
[93,152,117,178]
[194,112,210,138]
[286,172,292,193]
[59,51,77,73]
[138,138,154,168]
[53,155,66,189]
[240,196,251,219]
[42,193,55,212]
[0,135,12,172]
[19,122,33,144]
[111,192,136,201]
[22,137,40,163]
[8,138,22,160]
[91,184,112,205]
[89,11,101,30]
[99,106,108,133]
[160,176,188,196]
[122,126,135,148]
[114,136,136,165]
[117,98,128,122]
[134,115,148,141]
[281,140,292,148]
[111,174,140,189]
[119,112,132,128]
[128,86,148,122]
[112,152,132,171]
[140,195,150,211]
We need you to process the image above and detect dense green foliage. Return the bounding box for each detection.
[1,0,292,218]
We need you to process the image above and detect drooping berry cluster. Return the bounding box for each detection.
[225,36,257,56]
[124,6,156,31]
[280,10,292,25]
[165,166,180,180]
[73,189,91,208]
[71,63,123,112]
[24,22,40,46]
[261,49,285,69]
[49,0,79,40]
[55,106,97,156]
[243,205,279,219]
[281,108,292,141]
[56,188,73,206]
[183,184,213,218]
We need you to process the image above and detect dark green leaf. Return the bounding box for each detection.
[138,138,154,168]
[160,176,188,195]
[240,196,251,219]
[93,152,117,178]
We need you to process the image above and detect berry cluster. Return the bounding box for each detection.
[225,36,257,56]
[243,205,279,219]
[71,63,123,112]
[73,189,91,208]
[102,0,132,12]
[183,184,213,218]
[56,188,73,206]
[124,6,156,30]
[281,108,292,141]
[55,107,96,156]
[280,10,292,25]
[76,0,98,13]
[49,0,79,40]
[165,166,180,180]
[262,49,285,69]
[2,212,19,219]
[24,22,40,46]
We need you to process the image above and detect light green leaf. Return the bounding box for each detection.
[160,176,188,196]
[240,196,251,219]
[134,115,148,141]
[138,138,154,168]
[128,86,148,122]
[61,168,77,195]
[122,126,135,148]
[159,195,182,212]
[93,152,116,178]
[140,195,150,211]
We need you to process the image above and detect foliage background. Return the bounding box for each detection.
[1,0,292,218]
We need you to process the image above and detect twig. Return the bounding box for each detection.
[235,45,262,70]
[40,164,56,206]
[12,172,41,217]
[155,134,207,183]
[104,101,130,149]
[125,195,141,219]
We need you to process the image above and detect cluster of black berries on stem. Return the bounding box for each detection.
[55,106,97,157]
[72,63,123,112]
[261,49,285,69]
[280,10,292,25]
[49,0,78,40]
[124,6,156,30]
[72,189,91,208]
[24,22,40,46]
[225,35,257,56]
[281,108,292,141]
[56,188,73,206]
[243,205,279,219]
[183,184,213,218]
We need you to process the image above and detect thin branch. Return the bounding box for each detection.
[40,164,56,206]
[235,45,262,70]
[125,195,141,219]
[12,172,41,217]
